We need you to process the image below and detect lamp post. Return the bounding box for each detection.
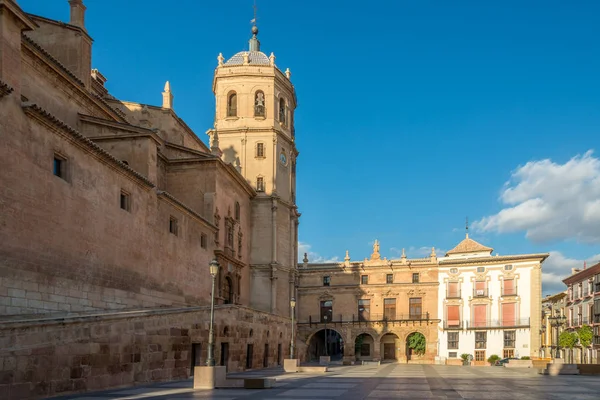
[549,308,566,359]
[290,297,296,359]
[323,315,328,356]
[206,258,220,366]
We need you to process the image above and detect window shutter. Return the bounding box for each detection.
[448,282,458,297]
[447,305,460,326]
[474,304,486,327]
[502,303,516,326]
[503,279,514,295]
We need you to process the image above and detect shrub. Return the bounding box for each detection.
[460,353,471,361]
[407,332,426,356]
[488,354,501,365]
[520,356,530,360]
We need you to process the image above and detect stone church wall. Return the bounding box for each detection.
[0,305,292,400]
[0,99,216,315]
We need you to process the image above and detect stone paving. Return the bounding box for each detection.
[52,364,600,400]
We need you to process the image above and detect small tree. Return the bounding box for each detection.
[577,325,593,364]
[407,332,426,356]
[559,330,578,363]
[487,354,500,366]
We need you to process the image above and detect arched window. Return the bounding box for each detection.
[279,98,286,125]
[254,91,265,117]
[227,92,237,117]
[224,277,233,304]
[235,202,240,221]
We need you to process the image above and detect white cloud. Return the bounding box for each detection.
[297,242,339,264]
[472,150,600,243]
[542,251,600,295]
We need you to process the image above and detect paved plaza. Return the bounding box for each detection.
[51,364,600,400]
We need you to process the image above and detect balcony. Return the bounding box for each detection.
[502,286,518,296]
[466,318,530,329]
[473,288,488,298]
[298,313,435,328]
[446,290,461,299]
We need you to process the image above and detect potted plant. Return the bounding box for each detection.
[460,353,472,366]
[487,354,500,366]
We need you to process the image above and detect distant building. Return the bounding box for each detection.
[297,235,549,365]
[562,262,600,363]
[541,291,567,359]
[437,234,548,365]
[297,242,440,363]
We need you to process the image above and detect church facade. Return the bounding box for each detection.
[0,0,298,398]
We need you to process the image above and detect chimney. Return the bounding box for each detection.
[69,0,86,30]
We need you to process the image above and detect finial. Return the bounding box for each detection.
[344,250,350,262]
[465,216,469,239]
[285,68,291,79]
[430,247,436,257]
[303,252,309,264]
[217,53,224,66]
[248,0,261,52]
[401,248,406,258]
[269,52,276,66]
[243,52,250,65]
[162,81,173,109]
[584,261,587,269]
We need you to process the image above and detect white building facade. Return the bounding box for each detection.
[437,234,548,365]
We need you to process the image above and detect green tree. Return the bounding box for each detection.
[577,325,593,364]
[559,330,578,363]
[407,332,426,355]
[487,354,500,366]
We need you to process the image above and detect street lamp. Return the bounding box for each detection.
[290,297,296,359]
[206,258,220,366]
[549,308,567,359]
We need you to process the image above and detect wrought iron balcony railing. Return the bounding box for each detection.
[473,288,489,297]
[298,313,434,327]
[466,318,530,329]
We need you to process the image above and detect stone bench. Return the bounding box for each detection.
[243,377,276,389]
[194,366,276,389]
[298,366,328,373]
[505,360,533,368]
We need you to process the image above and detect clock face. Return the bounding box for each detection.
[280,152,288,165]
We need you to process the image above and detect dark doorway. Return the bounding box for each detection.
[307,329,344,362]
[220,342,229,371]
[384,343,396,360]
[246,344,253,369]
[263,344,269,367]
[190,343,201,376]
[277,343,282,365]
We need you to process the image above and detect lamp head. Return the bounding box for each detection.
[209,258,220,277]
[290,297,296,308]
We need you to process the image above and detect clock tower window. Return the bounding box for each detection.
[256,176,265,192]
[279,97,286,125]
[254,91,265,117]
[227,92,237,117]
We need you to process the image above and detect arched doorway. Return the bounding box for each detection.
[381,333,399,361]
[307,329,344,361]
[354,333,374,361]
[406,332,426,362]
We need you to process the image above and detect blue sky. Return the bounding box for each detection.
[22,1,600,294]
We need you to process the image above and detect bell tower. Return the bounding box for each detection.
[209,20,299,317]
